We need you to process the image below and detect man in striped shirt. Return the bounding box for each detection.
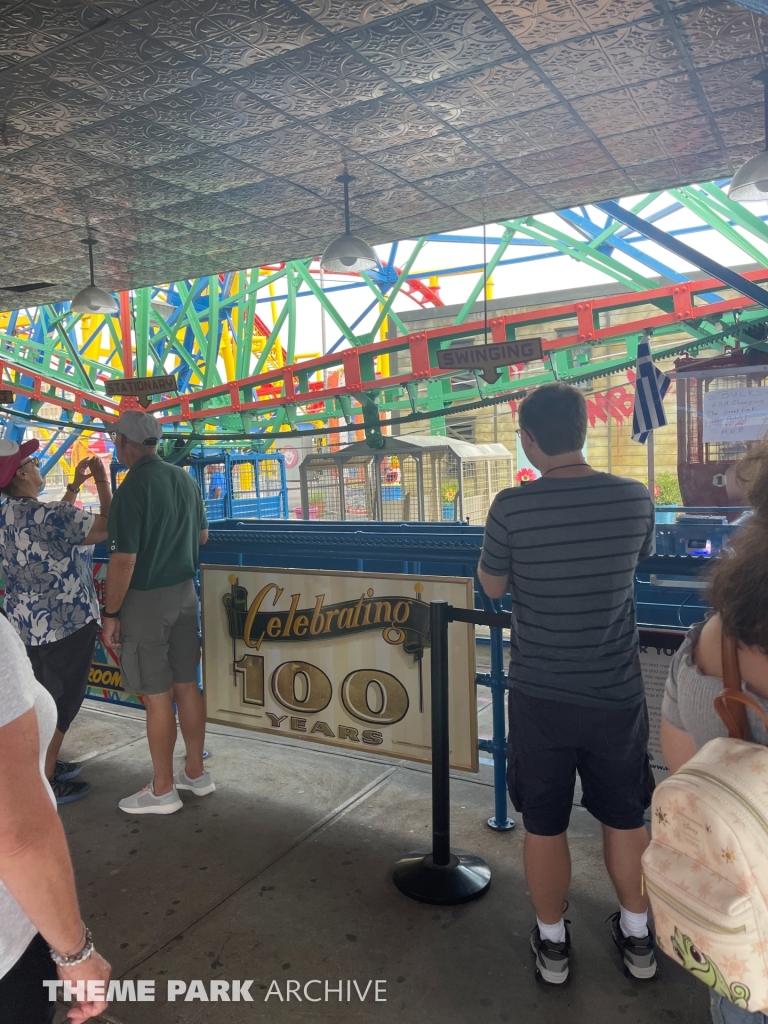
[478,382,656,986]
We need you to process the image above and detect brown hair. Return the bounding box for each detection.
[518,382,587,456]
[709,441,768,650]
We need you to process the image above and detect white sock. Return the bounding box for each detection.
[620,906,648,940]
[537,917,566,944]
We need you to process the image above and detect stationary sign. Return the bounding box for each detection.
[639,628,686,783]
[105,374,177,408]
[436,339,543,383]
[0,390,14,403]
[702,386,768,443]
[201,566,478,771]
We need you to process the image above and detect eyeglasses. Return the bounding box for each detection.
[19,456,39,469]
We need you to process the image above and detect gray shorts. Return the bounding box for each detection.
[119,579,200,695]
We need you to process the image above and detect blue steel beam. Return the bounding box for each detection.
[596,200,768,308]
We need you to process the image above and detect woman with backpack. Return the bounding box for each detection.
[660,441,768,1024]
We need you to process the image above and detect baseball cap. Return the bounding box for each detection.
[0,438,40,488]
[111,410,163,446]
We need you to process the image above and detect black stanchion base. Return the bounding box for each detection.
[392,850,491,905]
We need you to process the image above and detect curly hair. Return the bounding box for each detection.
[708,440,768,650]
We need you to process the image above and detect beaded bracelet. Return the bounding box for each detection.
[49,926,94,968]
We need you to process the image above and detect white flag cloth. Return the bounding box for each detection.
[632,338,671,444]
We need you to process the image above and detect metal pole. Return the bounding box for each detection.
[487,615,514,831]
[431,599,451,866]
[648,430,655,506]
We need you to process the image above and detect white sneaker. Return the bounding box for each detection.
[118,782,183,815]
[174,768,216,797]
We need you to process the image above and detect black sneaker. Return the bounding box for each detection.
[608,912,657,979]
[50,778,91,805]
[54,760,82,782]
[530,922,571,984]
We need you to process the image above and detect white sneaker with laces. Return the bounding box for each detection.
[118,783,183,815]
[174,768,215,796]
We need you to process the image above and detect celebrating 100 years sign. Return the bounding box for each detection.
[201,566,478,772]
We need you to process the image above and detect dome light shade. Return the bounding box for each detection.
[728,150,768,202]
[71,236,117,314]
[71,284,118,314]
[729,70,768,204]
[320,170,379,274]
[320,233,379,273]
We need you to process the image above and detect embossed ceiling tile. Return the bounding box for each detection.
[571,74,705,135]
[287,159,401,200]
[532,19,688,100]
[132,0,323,69]
[697,56,767,114]
[151,199,254,231]
[502,140,617,185]
[534,168,633,206]
[672,149,730,184]
[0,128,44,153]
[314,96,443,155]
[104,211,194,244]
[485,0,658,49]
[343,0,512,86]
[452,188,543,222]
[0,73,119,139]
[602,116,721,165]
[369,209,468,240]
[0,210,73,243]
[715,105,766,149]
[268,206,347,242]
[15,193,86,227]
[138,83,290,144]
[217,178,327,218]
[0,142,122,188]
[464,107,588,160]
[229,38,392,117]
[347,185,443,222]
[29,23,213,108]
[223,125,330,175]
[69,172,196,215]
[624,157,683,193]
[0,0,107,63]
[60,114,206,168]
[372,132,485,181]
[292,0,426,32]
[675,4,764,70]
[410,58,555,127]
[425,163,522,203]
[145,153,269,193]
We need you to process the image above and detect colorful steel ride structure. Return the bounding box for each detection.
[3,180,768,473]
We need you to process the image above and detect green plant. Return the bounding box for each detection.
[654,471,682,506]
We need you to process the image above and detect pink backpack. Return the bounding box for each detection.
[643,634,768,1013]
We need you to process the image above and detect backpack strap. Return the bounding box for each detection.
[717,631,750,740]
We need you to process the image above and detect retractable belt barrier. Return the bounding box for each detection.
[393,600,511,905]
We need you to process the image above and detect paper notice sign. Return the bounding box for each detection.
[702,387,768,443]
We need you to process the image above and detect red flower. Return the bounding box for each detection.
[516,467,538,484]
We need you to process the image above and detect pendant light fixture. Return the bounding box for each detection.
[729,70,768,203]
[320,171,379,273]
[71,237,118,314]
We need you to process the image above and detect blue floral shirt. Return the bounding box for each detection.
[0,498,99,646]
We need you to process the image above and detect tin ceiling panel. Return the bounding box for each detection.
[0,0,765,307]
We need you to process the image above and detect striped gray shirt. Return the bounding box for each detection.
[480,473,654,709]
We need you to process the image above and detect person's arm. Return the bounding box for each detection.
[0,708,110,1022]
[477,495,511,600]
[102,554,136,647]
[661,717,698,774]
[84,458,111,545]
[211,487,221,500]
[200,529,209,546]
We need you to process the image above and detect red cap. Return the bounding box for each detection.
[0,439,40,488]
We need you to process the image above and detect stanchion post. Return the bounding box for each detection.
[487,612,514,831]
[431,599,451,865]
[392,600,491,904]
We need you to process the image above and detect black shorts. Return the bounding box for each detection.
[26,619,98,734]
[0,933,56,1024]
[507,687,654,836]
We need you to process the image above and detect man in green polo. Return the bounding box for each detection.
[101,410,214,814]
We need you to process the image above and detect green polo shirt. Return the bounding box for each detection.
[107,455,208,591]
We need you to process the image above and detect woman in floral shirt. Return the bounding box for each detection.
[0,439,111,804]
